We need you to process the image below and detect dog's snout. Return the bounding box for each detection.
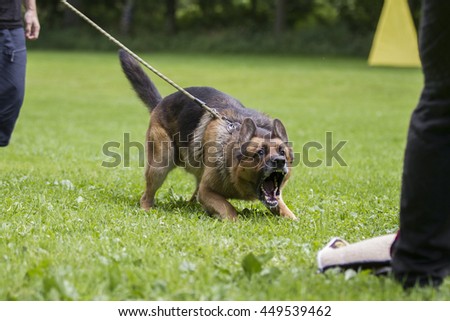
[271,156,286,169]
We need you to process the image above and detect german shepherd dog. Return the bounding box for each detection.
[119,50,297,220]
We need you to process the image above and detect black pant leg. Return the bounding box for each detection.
[391,0,450,288]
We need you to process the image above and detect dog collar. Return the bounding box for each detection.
[226,122,239,134]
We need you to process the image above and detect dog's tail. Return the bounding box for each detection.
[119,49,162,111]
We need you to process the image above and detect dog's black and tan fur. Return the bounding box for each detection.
[119,50,297,220]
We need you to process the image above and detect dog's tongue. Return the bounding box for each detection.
[263,179,275,193]
[261,174,280,208]
[262,179,277,203]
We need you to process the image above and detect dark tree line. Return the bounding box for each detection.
[33,0,421,54]
[40,0,421,34]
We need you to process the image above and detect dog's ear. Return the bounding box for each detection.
[271,119,288,142]
[239,118,257,143]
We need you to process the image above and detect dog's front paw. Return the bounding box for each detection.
[281,210,298,220]
[271,197,298,220]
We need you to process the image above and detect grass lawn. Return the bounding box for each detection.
[0,51,448,300]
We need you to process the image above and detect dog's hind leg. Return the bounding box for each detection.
[188,184,199,203]
[141,164,173,210]
[140,125,175,210]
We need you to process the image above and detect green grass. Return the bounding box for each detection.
[1,51,448,300]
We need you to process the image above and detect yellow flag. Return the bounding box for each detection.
[368,0,420,67]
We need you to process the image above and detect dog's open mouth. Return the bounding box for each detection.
[259,170,286,208]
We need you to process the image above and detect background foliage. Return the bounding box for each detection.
[32,0,421,55]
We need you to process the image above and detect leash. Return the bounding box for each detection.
[61,0,235,129]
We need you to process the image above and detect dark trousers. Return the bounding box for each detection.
[0,28,27,147]
[391,0,450,287]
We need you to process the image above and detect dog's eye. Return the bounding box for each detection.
[256,149,265,157]
[279,147,286,156]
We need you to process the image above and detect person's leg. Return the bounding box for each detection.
[0,28,27,147]
[391,0,450,288]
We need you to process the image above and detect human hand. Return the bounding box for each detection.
[24,9,40,40]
